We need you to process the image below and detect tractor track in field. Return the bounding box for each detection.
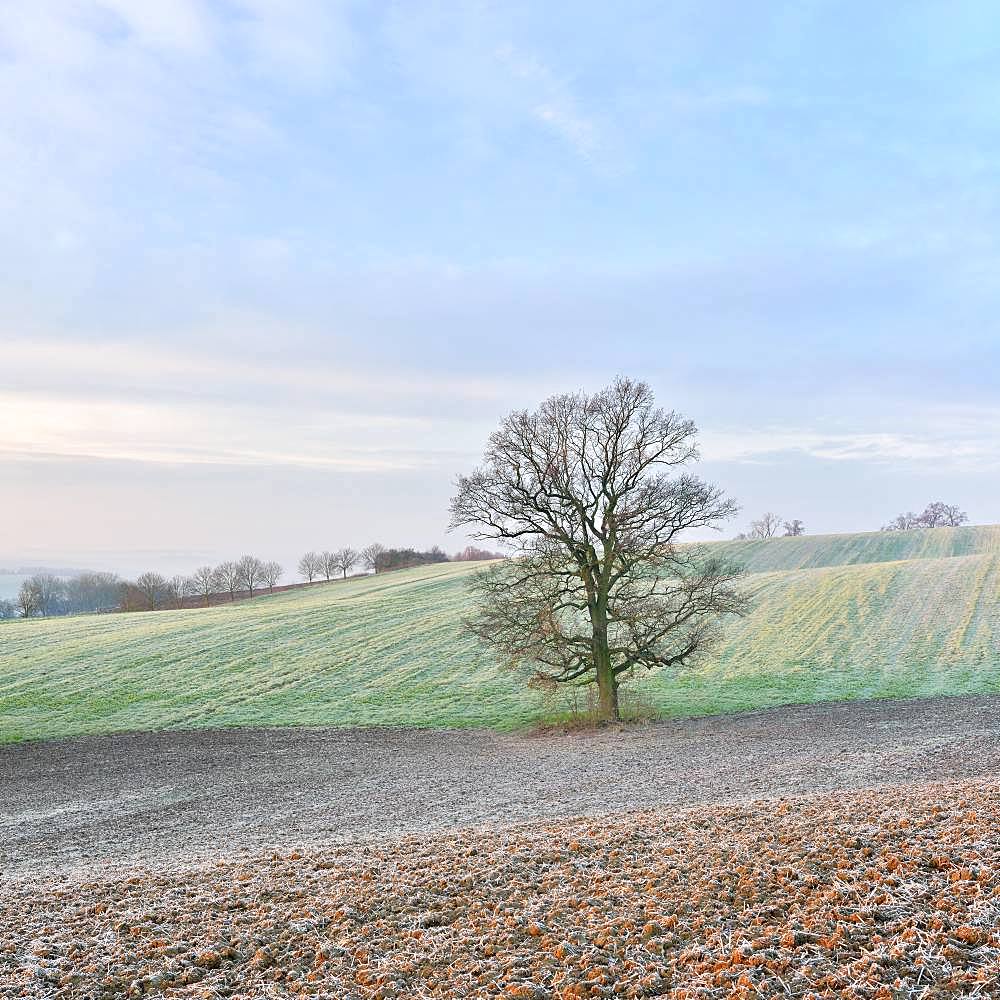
[2,694,999,879]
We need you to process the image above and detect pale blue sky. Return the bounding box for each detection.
[1,2,998,575]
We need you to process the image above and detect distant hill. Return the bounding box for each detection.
[708,524,1000,573]
[2,526,998,743]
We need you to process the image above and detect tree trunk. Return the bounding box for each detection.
[591,610,620,722]
[596,661,618,721]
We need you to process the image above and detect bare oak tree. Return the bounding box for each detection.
[749,512,782,539]
[189,566,218,607]
[298,551,321,582]
[236,555,265,598]
[882,512,921,532]
[166,576,187,608]
[334,547,359,579]
[783,519,805,536]
[919,501,968,528]
[262,560,283,592]
[17,579,40,618]
[450,377,748,723]
[216,560,241,600]
[320,550,338,581]
[361,543,386,573]
[882,502,968,531]
[135,571,169,610]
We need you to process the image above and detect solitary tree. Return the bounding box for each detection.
[0,599,16,620]
[236,555,265,598]
[361,543,386,573]
[749,512,782,539]
[334,547,359,579]
[262,560,283,592]
[450,377,748,723]
[783,519,805,537]
[189,565,218,607]
[298,551,322,582]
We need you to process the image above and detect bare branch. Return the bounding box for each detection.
[451,377,749,721]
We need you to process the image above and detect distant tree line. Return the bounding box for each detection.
[452,545,506,561]
[1,540,506,622]
[727,501,970,541]
[123,555,285,610]
[735,513,805,540]
[882,502,967,532]
[295,543,502,583]
[5,555,286,618]
[297,548,361,582]
[367,545,449,572]
[5,571,122,619]
[297,543,453,580]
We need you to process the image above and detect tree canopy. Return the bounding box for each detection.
[450,377,748,721]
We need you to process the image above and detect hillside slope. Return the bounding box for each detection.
[2,527,999,743]
[705,523,1000,573]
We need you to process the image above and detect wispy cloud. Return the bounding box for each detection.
[495,44,601,161]
[0,337,546,411]
[0,337,553,470]
[701,416,1000,472]
[232,0,357,86]
[95,0,213,53]
[0,390,455,471]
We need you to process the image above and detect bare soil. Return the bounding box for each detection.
[3,694,998,879]
[4,779,998,998]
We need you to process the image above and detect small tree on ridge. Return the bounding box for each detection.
[236,555,265,598]
[298,551,321,582]
[335,547,359,579]
[262,560,283,592]
[189,566,218,607]
[749,512,782,539]
[361,543,386,573]
[216,561,241,600]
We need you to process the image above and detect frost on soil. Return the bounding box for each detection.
[4,779,998,999]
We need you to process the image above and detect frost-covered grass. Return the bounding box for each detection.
[707,523,1000,573]
[2,527,999,743]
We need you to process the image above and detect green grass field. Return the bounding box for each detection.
[712,523,1000,572]
[2,526,999,743]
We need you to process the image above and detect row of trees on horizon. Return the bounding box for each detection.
[881,502,968,532]
[2,544,506,620]
[297,543,505,582]
[735,513,806,539]
[4,555,285,620]
[732,501,968,541]
[1,499,970,622]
